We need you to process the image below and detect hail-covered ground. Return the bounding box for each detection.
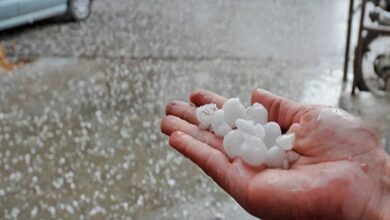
[0,0,347,219]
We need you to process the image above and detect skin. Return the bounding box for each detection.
[160,88,390,220]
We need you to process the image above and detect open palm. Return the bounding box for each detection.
[161,89,390,220]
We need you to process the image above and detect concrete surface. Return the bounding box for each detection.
[1,0,347,63]
[0,0,350,219]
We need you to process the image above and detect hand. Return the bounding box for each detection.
[160,89,390,220]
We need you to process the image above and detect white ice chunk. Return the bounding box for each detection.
[209,124,214,132]
[282,159,289,170]
[276,133,295,150]
[213,122,232,137]
[223,98,246,127]
[286,150,300,162]
[246,103,268,125]
[211,109,225,124]
[263,122,282,148]
[266,145,286,168]
[196,96,296,169]
[211,110,232,137]
[236,119,265,139]
[199,123,209,129]
[223,130,245,159]
[240,137,267,166]
[254,124,265,139]
[196,103,218,129]
[236,119,255,135]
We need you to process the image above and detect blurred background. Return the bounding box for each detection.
[0,0,389,219]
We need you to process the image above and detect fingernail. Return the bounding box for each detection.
[175,131,184,136]
[168,100,179,106]
[257,88,273,96]
[166,115,176,121]
[256,88,265,93]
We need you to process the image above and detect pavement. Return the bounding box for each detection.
[0,0,361,219]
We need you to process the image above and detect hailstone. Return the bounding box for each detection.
[196,103,218,129]
[211,110,232,137]
[246,103,268,125]
[282,159,289,169]
[195,96,297,169]
[266,145,286,168]
[286,150,300,162]
[223,130,245,158]
[236,119,265,139]
[240,136,267,166]
[276,133,295,150]
[263,122,282,148]
[223,98,246,127]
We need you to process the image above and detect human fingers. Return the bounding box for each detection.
[251,89,306,130]
[165,100,199,125]
[161,115,223,152]
[169,131,232,190]
[189,89,227,108]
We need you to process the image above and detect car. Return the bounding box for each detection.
[0,0,93,31]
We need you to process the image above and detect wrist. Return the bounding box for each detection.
[379,153,390,219]
[355,148,390,220]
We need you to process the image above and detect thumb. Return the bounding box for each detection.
[251,89,306,130]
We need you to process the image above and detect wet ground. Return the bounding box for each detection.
[0,0,349,219]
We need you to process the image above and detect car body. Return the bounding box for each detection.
[0,0,93,31]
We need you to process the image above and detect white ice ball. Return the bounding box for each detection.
[211,109,225,124]
[276,133,295,150]
[286,150,300,162]
[240,137,267,166]
[196,103,218,129]
[196,97,296,169]
[282,159,289,170]
[223,130,245,159]
[223,98,246,127]
[213,122,232,137]
[263,122,282,148]
[211,110,232,137]
[236,119,265,139]
[246,103,268,125]
[266,145,286,168]
[236,119,255,135]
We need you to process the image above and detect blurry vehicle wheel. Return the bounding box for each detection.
[355,32,390,96]
[68,0,92,21]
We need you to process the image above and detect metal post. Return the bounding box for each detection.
[343,0,355,82]
[352,0,367,95]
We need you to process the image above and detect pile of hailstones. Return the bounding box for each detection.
[196,98,295,169]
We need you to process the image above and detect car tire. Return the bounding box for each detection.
[68,0,92,21]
